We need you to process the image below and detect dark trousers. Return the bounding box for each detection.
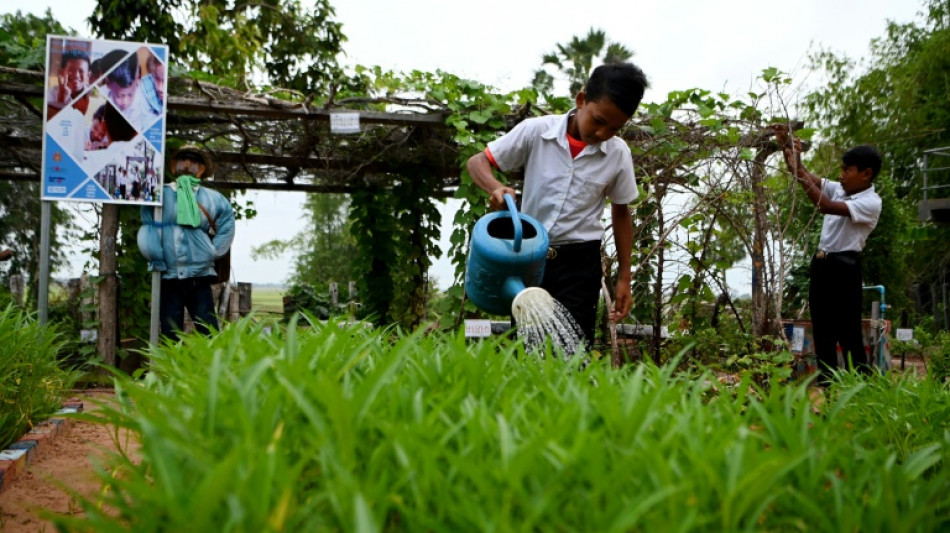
[160,277,218,341]
[541,241,603,348]
[809,252,870,382]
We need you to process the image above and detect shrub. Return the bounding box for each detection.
[282,283,340,321]
[0,304,78,448]
[902,327,950,385]
[923,331,950,385]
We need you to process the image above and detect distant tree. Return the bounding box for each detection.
[531,27,634,98]
[0,9,71,69]
[89,0,347,92]
[253,193,357,292]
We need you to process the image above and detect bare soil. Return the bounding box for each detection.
[892,354,928,377]
[0,390,139,533]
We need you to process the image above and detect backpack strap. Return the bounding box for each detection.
[196,201,217,236]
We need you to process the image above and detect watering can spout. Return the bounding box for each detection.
[501,276,527,307]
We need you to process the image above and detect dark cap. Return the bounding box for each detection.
[171,144,214,177]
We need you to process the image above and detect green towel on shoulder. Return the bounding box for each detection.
[176,175,202,227]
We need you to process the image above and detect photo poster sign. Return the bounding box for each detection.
[42,36,168,205]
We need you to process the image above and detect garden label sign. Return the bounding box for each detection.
[330,112,360,134]
[42,36,168,205]
[464,319,492,338]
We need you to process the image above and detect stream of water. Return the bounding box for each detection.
[511,287,585,358]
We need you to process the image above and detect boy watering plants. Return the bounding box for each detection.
[467,62,648,348]
[773,124,882,384]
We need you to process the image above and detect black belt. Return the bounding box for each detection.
[547,240,600,260]
[815,250,861,263]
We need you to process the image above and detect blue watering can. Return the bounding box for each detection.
[465,194,549,316]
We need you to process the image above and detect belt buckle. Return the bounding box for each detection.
[547,247,557,260]
[816,250,826,259]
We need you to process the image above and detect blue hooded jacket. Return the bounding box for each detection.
[138,183,235,280]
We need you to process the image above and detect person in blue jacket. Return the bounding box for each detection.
[139,145,235,341]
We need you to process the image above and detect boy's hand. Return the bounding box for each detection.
[783,138,804,175]
[489,187,518,211]
[610,278,632,322]
[772,124,791,146]
[772,124,804,175]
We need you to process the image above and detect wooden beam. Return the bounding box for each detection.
[0,171,461,198]
[205,180,457,198]
[0,80,448,127]
[0,171,38,182]
[170,99,448,127]
[0,81,42,97]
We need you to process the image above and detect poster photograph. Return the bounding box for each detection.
[42,35,168,205]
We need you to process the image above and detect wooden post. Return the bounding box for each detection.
[218,282,231,316]
[67,277,81,307]
[9,273,24,307]
[228,284,240,322]
[98,204,119,368]
[347,281,357,316]
[237,282,252,316]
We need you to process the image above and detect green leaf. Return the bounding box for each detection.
[468,109,493,124]
[761,67,780,82]
[794,128,816,140]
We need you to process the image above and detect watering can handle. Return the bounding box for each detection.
[504,193,523,253]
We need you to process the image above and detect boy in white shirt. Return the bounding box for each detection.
[774,125,883,383]
[467,63,648,348]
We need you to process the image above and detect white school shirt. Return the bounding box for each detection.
[817,179,882,253]
[486,111,638,244]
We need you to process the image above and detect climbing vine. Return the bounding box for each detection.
[342,67,547,322]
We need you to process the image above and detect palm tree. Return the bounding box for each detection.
[532,28,635,97]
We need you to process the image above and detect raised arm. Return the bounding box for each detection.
[773,125,851,217]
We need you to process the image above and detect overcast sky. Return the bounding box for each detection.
[4,0,924,287]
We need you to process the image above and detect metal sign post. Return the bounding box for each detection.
[149,205,163,345]
[37,201,52,324]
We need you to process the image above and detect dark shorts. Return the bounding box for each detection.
[541,240,603,347]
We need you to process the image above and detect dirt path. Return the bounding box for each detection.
[0,390,140,533]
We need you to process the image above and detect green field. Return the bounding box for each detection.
[251,285,285,315]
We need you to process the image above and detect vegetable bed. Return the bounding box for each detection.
[59,317,950,532]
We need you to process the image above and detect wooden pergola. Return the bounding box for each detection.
[0,67,512,197]
[2,65,512,364]
[1,65,801,362]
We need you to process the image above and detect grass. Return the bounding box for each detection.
[0,304,78,449]
[250,285,285,316]
[55,316,950,532]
